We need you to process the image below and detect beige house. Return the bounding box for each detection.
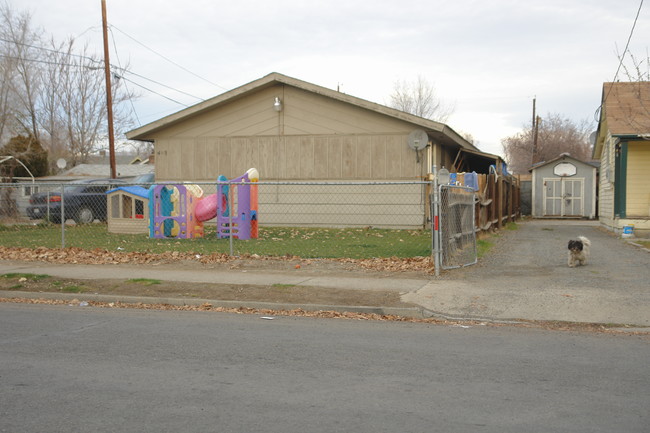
[126,72,502,228]
[593,82,650,237]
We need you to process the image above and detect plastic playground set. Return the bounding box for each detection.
[148,168,259,240]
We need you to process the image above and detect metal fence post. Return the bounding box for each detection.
[60,183,65,248]
[431,167,441,277]
[228,185,234,256]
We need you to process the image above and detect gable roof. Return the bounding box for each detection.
[594,81,650,158]
[529,153,598,172]
[601,81,650,136]
[127,72,492,157]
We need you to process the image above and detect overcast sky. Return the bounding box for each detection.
[11,0,650,156]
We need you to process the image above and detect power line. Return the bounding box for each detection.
[595,0,645,121]
[0,53,191,110]
[1,37,205,106]
[118,68,204,101]
[611,0,644,84]
[109,24,228,91]
[108,26,140,126]
[119,75,189,107]
[0,53,100,69]
[0,36,103,66]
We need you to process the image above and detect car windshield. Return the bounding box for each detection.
[61,180,121,193]
[131,173,154,184]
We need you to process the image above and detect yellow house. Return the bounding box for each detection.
[593,82,650,237]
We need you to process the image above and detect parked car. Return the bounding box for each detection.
[129,172,155,186]
[26,178,126,224]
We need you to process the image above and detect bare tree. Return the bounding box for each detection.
[388,75,455,122]
[617,46,650,82]
[502,113,593,174]
[0,2,42,143]
[0,2,43,139]
[1,2,138,172]
[611,48,650,136]
[37,37,68,172]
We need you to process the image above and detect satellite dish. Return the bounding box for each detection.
[56,158,67,169]
[407,129,428,151]
[589,131,598,146]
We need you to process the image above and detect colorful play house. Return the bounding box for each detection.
[193,168,259,240]
[149,184,204,239]
[106,186,150,234]
[147,168,259,240]
[215,168,258,240]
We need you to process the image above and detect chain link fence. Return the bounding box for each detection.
[0,180,434,259]
[437,184,477,270]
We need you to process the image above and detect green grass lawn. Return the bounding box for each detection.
[0,223,432,259]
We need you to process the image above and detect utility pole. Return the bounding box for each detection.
[531,97,538,166]
[101,0,117,179]
[532,115,541,165]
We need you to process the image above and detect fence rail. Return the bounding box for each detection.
[0,180,432,259]
[1,175,520,268]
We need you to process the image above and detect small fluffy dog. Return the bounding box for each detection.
[567,236,591,267]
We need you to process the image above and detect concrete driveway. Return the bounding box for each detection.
[404,220,650,326]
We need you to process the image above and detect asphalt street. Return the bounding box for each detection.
[1,303,648,433]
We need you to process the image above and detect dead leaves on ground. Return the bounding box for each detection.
[0,246,435,273]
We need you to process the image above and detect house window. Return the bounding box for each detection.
[23,185,39,196]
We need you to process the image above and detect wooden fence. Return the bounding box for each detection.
[451,173,521,232]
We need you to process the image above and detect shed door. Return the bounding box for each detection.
[543,178,584,217]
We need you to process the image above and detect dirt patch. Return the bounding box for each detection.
[0,273,412,308]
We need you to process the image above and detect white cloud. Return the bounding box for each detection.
[11,0,650,157]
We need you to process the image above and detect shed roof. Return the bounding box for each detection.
[529,153,598,172]
[106,186,149,199]
[127,72,497,159]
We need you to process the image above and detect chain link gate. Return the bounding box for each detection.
[433,184,477,273]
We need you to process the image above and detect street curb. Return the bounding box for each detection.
[0,290,426,319]
[3,291,650,333]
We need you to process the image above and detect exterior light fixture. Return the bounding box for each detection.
[273,97,282,112]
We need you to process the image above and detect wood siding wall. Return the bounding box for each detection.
[598,135,615,227]
[626,141,650,217]
[151,84,438,181]
[154,134,428,181]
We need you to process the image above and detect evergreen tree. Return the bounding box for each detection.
[1,134,48,178]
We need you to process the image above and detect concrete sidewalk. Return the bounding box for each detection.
[1,220,649,326]
[0,261,430,318]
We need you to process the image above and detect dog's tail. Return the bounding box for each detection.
[578,236,591,247]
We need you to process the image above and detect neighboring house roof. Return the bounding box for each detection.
[594,81,650,158]
[38,164,154,181]
[127,72,497,159]
[86,153,145,165]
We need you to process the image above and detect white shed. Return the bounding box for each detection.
[530,154,598,219]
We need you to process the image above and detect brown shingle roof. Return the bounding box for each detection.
[602,82,650,136]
